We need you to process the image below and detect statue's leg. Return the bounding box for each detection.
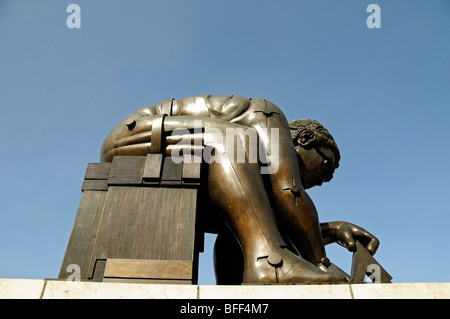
[242,101,335,270]
[213,223,244,285]
[208,149,347,283]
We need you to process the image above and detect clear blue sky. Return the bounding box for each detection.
[0,0,449,285]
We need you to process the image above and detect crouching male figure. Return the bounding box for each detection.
[101,94,379,284]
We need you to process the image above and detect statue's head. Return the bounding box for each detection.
[289,119,340,189]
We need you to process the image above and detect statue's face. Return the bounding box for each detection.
[295,145,337,189]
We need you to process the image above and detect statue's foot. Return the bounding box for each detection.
[243,248,348,284]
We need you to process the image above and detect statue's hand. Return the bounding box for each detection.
[334,222,379,255]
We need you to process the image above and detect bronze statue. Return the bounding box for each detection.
[101,94,380,284]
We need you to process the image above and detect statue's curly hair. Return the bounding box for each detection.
[289,119,341,168]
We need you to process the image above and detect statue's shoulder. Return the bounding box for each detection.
[158,94,254,120]
[131,94,284,122]
[203,95,252,120]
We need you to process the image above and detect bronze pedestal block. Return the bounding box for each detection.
[58,154,206,284]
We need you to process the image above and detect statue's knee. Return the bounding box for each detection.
[270,176,304,199]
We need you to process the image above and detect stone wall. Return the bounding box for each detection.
[1,279,449,299]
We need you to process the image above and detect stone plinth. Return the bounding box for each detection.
[1,279,449,299]
[0,279,46,299]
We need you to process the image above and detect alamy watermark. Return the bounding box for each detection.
[366,263,382,283]
[66,4,81,29]
[66,4,380,30]
[168,120,280,174]
[67,4,381,30]
[366,4,381,29]
[66,264,81,282]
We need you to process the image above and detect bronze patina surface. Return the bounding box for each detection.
[97,94,387,284]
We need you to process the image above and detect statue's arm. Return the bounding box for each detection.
[100,112,252,162]
[320,221,379,255]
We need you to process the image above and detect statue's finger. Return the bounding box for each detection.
[366,238,380,255]
[105,143,152,158]
[166,132,204,145]
[115,131,204,149]
[338,229,356,252]
[114,131,152,148]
